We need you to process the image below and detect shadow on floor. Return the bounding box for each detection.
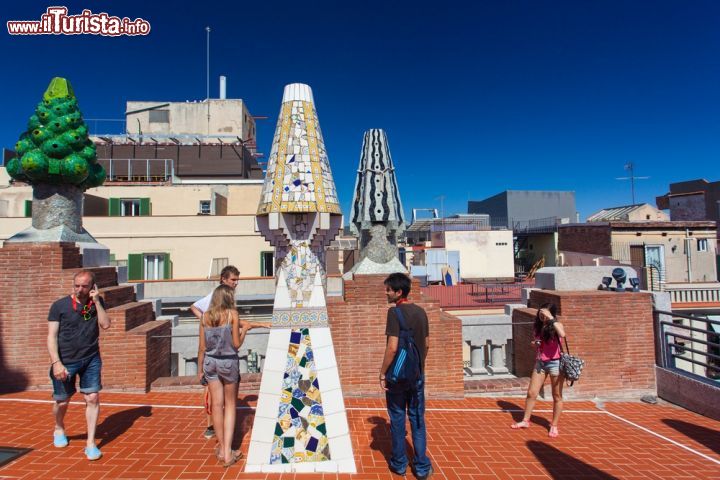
[527,440,620,480]
[662,418,720,455]
[96,406,152,448]
[368,415,413,466]
[496,400,551,429]
[232,394,258,450]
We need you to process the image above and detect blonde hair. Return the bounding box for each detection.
[205,285,235,327]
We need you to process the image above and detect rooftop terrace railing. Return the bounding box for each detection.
[655,309,720,381]
[663,283,720,304]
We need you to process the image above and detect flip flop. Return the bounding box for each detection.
[53,432,68,448]
[223,450,243,468]
[510,420,530,429]
[214,446,224,463]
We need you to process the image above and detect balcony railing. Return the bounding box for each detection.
[664,283,720,304]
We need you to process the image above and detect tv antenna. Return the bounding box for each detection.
[616,162,649,205]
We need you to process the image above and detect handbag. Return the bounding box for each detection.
[559,337,585,386]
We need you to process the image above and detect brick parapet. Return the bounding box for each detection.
[328,274,465,399]
[512,289,656,399]
[0,242,169,393]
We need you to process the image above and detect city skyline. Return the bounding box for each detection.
[2,1,718,221]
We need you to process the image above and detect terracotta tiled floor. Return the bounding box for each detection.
[0,391,718,479]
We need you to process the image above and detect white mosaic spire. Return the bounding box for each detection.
[258,83,341,215]
[247,84,355,474]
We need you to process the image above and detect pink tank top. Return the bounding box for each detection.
[535,334,561,361]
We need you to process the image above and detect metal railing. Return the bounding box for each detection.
[421,282,533,308]
[99,158,175,182]
[655,309,720,381]
[664,284,720,304]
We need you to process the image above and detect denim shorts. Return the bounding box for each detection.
[535,358,560,376]
[50,352,102,401]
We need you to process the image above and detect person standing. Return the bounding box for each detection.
[379,273,433,479]
[511,303,566,437]
[48,270,110,461]
[190,265,241,439]
[198,285,244,467]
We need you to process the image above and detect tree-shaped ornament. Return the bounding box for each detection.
[6,77,105,189]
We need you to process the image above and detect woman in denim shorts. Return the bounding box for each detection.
[511,303,566,437]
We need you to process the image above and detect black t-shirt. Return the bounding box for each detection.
[48,296,104,363]
[385,303,429,369]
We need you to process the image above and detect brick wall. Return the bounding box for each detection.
[512,289,656,398]
[0,242,170,393]
[327,274,465,399]
[558,225,612,256]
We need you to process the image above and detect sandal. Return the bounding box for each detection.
[549,426,559,438]
[214,446,224,463]
[510,420,530,429]
[223,450,243,468]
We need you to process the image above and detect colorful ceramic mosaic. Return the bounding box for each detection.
[272,308,329,327]
[270,328,330,464]
[258,86,341,215]
[280,240,320,309]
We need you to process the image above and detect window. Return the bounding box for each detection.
[24,200,32,217]
[210,257,229,277]
[121,199,141,216]
[697,239,708,252]
[149,110,169,123]
[144,254,166,280]
[109,198,150,216]
[199,200,212,215]
[127,253,170,280]
[260,251,274,277]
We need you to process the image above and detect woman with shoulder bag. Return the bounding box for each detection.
[510,302,566,438]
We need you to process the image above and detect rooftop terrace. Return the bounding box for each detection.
[1,390,718,479]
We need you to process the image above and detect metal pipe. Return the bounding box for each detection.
[219,75,226,99]
[686,228,692,282]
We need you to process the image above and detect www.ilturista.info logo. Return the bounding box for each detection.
[7,6,151,36]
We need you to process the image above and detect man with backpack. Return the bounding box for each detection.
[379,273,433,479]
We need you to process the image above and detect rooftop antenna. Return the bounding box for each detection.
[205,26,211,136]
[616,161,649,205]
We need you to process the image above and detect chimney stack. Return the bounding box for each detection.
[219,75,226,99]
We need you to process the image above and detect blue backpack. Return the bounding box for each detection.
[386,306,423,387]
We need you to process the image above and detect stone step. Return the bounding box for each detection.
[464,376,531,397]
[100,284,136,309]
[87,266,118,288]
[106,301,155,332]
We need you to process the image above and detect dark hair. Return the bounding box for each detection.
[384,273,411,298]
[219,265,240,282]
[533,302,557,342]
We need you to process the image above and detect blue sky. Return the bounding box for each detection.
[2,1,719,221]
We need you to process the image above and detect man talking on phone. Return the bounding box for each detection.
[47,270,110,461]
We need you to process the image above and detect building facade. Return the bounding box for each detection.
[0,96,273,280]
[468,190,577,229]
[656,178,720,223]
[558,221,718,284]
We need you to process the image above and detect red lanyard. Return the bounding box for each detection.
[72,296,94,315]
[396,298,408,306]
